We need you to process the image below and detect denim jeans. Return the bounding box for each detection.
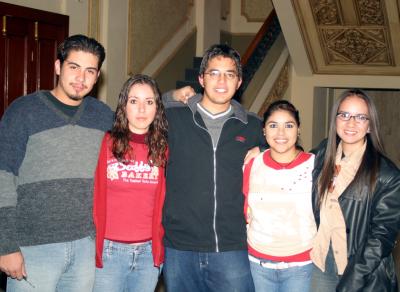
[93,239,160,292]
[6,236,95,292]
[163,247,255,292]
[250,258,312,292]
[310,247,341,292]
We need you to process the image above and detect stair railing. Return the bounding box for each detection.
[235,9,281,101]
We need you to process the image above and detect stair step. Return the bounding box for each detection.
[193,57,202,69]
[176,80,202,93]
[185,68,199,82]
[175,56,203,92]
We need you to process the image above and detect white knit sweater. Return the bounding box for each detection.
[245,150,317,257]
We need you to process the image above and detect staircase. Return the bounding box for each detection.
[175,9,281,105]
[175,57,203,93]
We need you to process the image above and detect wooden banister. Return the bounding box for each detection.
[241,9,277,66]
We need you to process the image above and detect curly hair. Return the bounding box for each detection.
[110,74,168,167]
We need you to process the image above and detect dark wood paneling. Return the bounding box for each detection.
[35,21,66,91]
[0,2,68,118]
[1,16,30,113]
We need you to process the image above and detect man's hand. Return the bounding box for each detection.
[0,252,26,280]
[172,86,196,104]
[244,147,260,165]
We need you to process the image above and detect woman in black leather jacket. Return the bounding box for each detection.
[310,89,400,292]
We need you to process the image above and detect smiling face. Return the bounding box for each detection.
[53,50,100,106]
[125,83,157,134]
[264,109,299,162]
[198,56,242,114]
[336,95,370,154]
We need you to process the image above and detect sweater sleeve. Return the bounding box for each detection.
[0,101,29,255]
[93,133,109,268]
[242,157,255,222]
[161,91,188,109]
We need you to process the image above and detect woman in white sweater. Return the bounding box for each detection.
[243,100,316,292]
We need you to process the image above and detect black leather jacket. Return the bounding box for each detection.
[312,139,400,292]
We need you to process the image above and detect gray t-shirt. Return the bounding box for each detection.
[197,103,233,148]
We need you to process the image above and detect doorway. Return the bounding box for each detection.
[0,2,69,118]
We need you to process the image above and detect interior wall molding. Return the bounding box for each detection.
[257,58,289,116]
[88,0,100,40]
[127,0,193,75]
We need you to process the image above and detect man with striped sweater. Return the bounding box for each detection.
[0,35,113,292]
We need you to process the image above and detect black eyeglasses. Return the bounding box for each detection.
[203,70,238,80]
[336,111,369,123]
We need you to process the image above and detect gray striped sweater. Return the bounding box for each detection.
[0,91,113,255]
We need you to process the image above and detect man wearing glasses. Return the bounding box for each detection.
[162,44,264,291]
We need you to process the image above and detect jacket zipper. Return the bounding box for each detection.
[212,146,219,252]
[192,111,241,252]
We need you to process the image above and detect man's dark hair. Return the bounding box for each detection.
[199,44,242,78]
[57,34,106,69]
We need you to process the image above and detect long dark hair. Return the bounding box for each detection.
[110,74,168,167]
[263,100,303,150]
[318,89,384,206]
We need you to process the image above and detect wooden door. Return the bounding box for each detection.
[0,2,69,118]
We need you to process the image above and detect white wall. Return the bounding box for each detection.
[97,0,129,109]
[227,0,266,33]
[195,0,221,55]
[289,67,400,150]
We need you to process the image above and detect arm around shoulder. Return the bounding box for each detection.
[162,86,196,108]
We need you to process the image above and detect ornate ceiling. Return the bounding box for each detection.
[292,0,400,75]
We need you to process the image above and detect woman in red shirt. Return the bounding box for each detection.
[92,74,168,292]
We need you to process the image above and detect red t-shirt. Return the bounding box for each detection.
[104,133,159,242]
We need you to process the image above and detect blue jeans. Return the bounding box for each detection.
[163,247,255,292]
[93,239,160,292]
[250,258,312,292]
[310,247,341,292]
[6,236,95,292]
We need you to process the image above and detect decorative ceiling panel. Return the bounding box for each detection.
[355,0,385,25]
[292,0,400,75]
[310,0,342,25]
[322,28,391,65]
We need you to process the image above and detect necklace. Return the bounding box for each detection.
[269,150,301,169]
